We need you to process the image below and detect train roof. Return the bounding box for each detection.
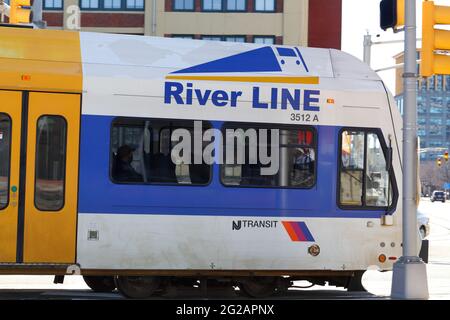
[0,27,382,94]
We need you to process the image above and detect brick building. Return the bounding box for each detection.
[24,0,342,48]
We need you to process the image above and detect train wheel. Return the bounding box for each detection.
[114,276,161,299]
[239,277,277,298]
[420,227,427,239]
[346,271,367,292]
[83,276,116,293]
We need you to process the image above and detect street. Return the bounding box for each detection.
[0,197,448,300]
[361,197,450,299]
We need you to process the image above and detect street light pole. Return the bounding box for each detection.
[363,33,372,66]
[362,32,421,69]
[391,0,429,299]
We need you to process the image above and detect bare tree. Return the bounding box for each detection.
[420,160,450,195]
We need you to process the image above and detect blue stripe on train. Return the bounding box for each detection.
[77,115,384,219]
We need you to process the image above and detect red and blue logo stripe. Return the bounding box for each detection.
[282,221,315,242]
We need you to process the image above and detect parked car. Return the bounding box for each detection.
[431,190,446,203]
[417,208,430,239]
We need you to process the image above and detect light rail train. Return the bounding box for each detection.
[0,27,421,298]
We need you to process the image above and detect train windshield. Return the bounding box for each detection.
[340,130,393,208]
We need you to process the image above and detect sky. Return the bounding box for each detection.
[341,0,450,95]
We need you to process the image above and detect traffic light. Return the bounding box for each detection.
[380,0,405,31]
[445,151,449,162]
[421,0,450,77]
[9,0,33,24]
[437,157,442,167]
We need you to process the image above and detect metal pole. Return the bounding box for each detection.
[403,0,418,260]
[391,0,429,299]
[152,0,157,35]
[32,0,47,29]
[363,33,372,66]
[0,1,10,23]
[372,39,422,45]
[32,0,43,23]
[0,0,4,23]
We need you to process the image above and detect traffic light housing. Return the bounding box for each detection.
[437,157,442,167]
[9,0,33,24]
[421,0,450,77]
[445,151,449,162]
[380,0,405,31]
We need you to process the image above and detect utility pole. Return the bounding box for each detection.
[391,0,429,299]
[0,0,8,23]
[362,33,421,69]
[32,0,46,28]
[363,33,372,66]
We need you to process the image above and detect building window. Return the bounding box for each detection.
[430,97,443,114]
[0,113,11,210]
[224,36,245,42]
[421,78,427,91]
[174,0,194,11]
[80,0,144,10]
[201,35,224,41]
[199,0,247,12]
[418,102,426,114]
[104,0,121,9]
[428,76,435,91]
[81,0,99,9]
[226,0,246,11]
[203,0,222,11]
[429,118,443,125]
[202,35,246,42]
[110,118,211,185]
[44,0,63,9]
[255,0,275,12]
[221,123,316,188]
[437,75,444,91]
[172,35,195,39]
[339,130,393,208]
[445,76,450,91]
[254,36,275,44]
[35,116,67,212]
[126,0,144,9]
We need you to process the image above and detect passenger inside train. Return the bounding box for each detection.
[112,145,143,182]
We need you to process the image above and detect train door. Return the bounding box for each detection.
[0,91,80,264]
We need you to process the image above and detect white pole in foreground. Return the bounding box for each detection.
[391,0,429,299]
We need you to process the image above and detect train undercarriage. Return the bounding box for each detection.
[81,272,367,298]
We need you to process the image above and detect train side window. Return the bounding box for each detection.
[0,113,12,210]
[110,118,211,185]
[339,130,393,208]
[35,116,67,211]
[221,123,316,188]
